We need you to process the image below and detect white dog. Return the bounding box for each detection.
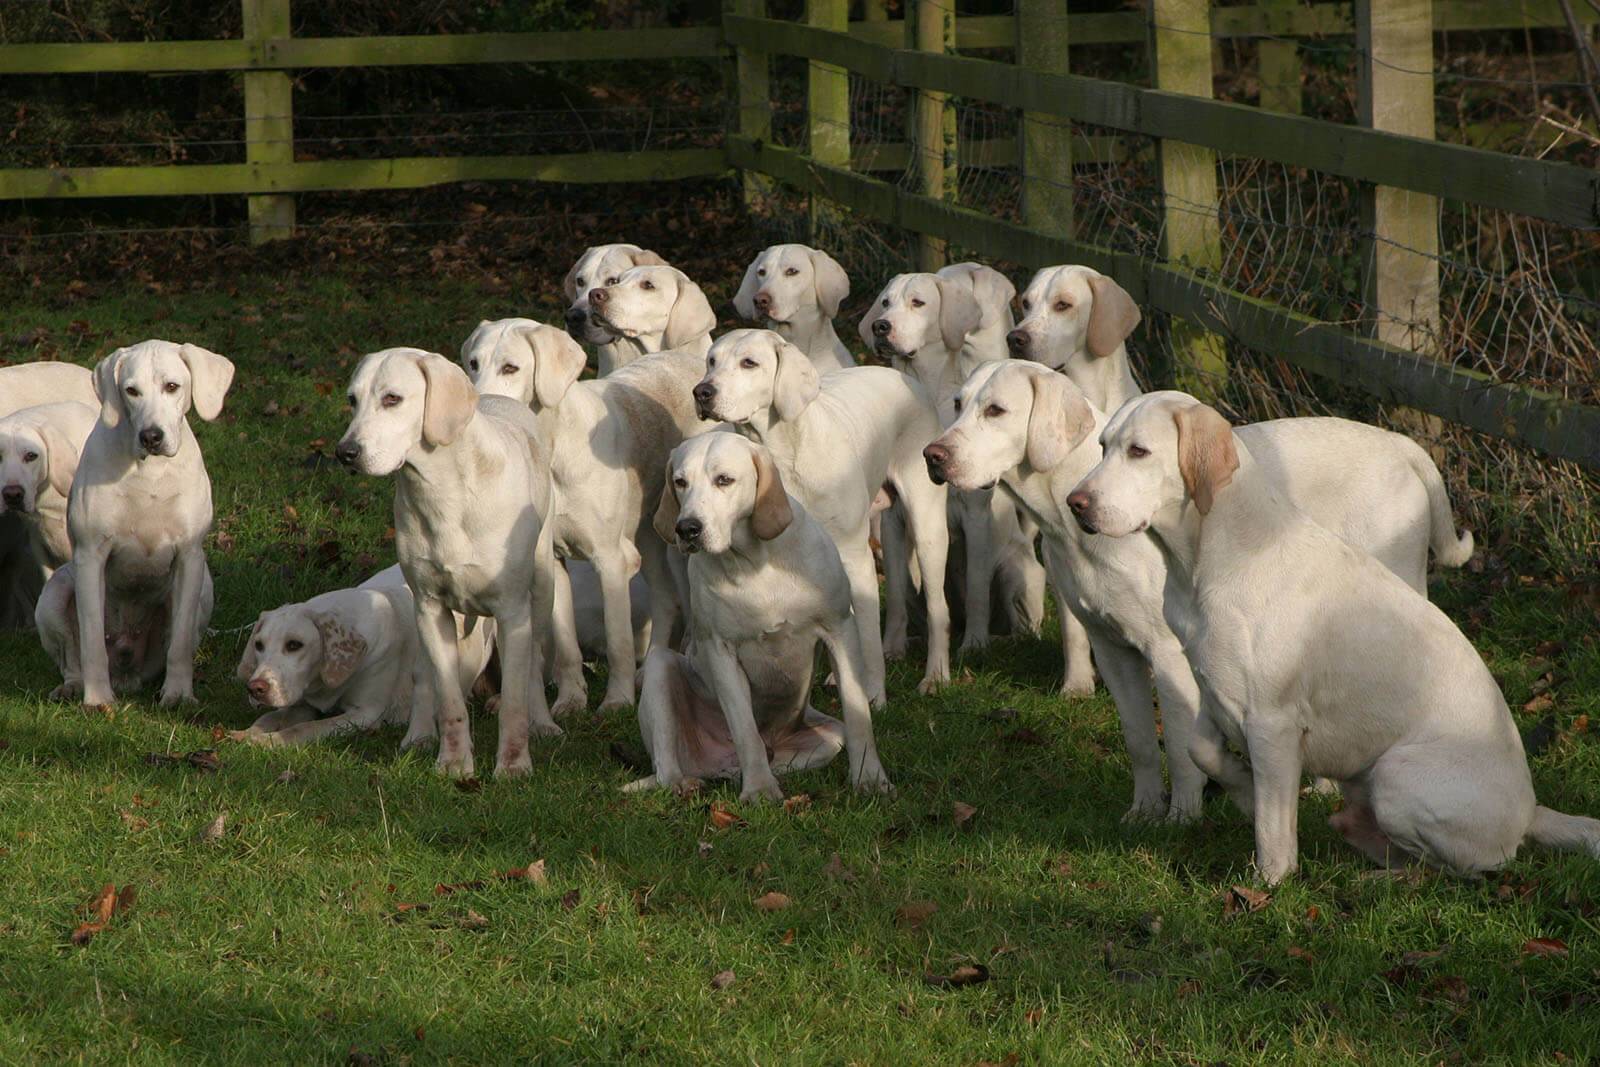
[586,264,716,362]
[0,361,97,412]
[859,271,1058,663]
[1009,264,1144,414]
[694,329,951,700]
[732,244,855,374]
[230,565,495,749]
[336,347,558,778]
[1069,391,1596,881]
[927,365,1473,821]
[460,318,702,711]
[54,340,232,707]
[561,243,669,376]
[0,401,98,570]
[628,432,891,800]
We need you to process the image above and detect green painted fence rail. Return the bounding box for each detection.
[728,137,1600,471]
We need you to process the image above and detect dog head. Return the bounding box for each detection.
[0,404,86,515]
[935,262,1017,342]
[105,595,164,684]
[857,272,982,363]
[461,318,587,411]
[588,265,715,353]
[337,348,476,476]
[562,243,668,346]
[92,340,234,458]
[733,244,849,327]
[693,328,819,425]
[654,431,793,555]
[923,361,1096,491]
[1067,391,1238,536]
[1009,265,1140,371]
[235,603,369,707]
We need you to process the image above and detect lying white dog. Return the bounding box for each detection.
[628,432,890,800]
[927,365,1472,821]
[694,328,951,700]
[56,340,232,707]
[561,243,669,376]
[1008,264,1145,414]
[460,318,701,711]
[0,401,98,570]
[586,264,716,362]
[733,244,855,374]
[1069,391,1596,881]
[337,347,558,778]
[230,565,495,749]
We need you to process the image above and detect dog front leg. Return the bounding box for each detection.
[37,567,82,700]
[158,547,208,706]
[72,542,115,707]
[493,603,552,779]
[820,625,891,794]
[1150,645,1207,822]
[701,637,781,803]
[899,483,951,695]
[626,647,691,793]
[1091,634,1165,822]
[958,490,995,655]
[1246,713,1304,885]
[878,505,910,660]
[838,535,887,709]
[595,544,639,711]
[260,700,388,747]
[547,559,587,716]
[637,531,681,656]
[417,599,474,779]
[1040,540,1095,696]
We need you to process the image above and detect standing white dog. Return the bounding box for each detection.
[1008,264,1144,414]
[693,329,951,700]
[336,347,558,778]
[1068,391,1595,881]
[732,244,856,374]
[629,432,891,800]
[561,243,669,376]
[53,340,232,707]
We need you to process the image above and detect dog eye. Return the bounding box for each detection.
[381,394,402,408]
[501,364,519,375]
[1054,300,1072,312]
[881,299,889,308]
[714,474,734,488]
[604,276,619,286]
[952,397,962,413]
[254,640,265,652]
[910,299,925,308]
[756,268,766,277]
[468,360,479,371]
[1021,299,1032,311]
[23,451,38,462]
[673,476,687,489]
[740,359,757,369]
[574,276,584,288]
[985,404,1005,418]
[163,381,181,394]
[784,267,799,277]
[125,386,141,398]
[1128,444,1150,459]
[641,280,655,291]
[347,394,357,409]
[285,640,303,652]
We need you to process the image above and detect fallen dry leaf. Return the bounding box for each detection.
[782,793,812,815]
[779,927,795,945]
[753,891,792,912]
[561,889,581,911]
[1224,884,1271,915]
[434,880,487,897]
[459,909,489,930]
[198,812,228,844]
[923,963,989,988]
[454,777,483,794]
[118,810,149,832]
[951,801,978,828]
[1176,979,1201,997]
[896,900,938,929]
[115,885,137,916]
[1572,714,1590,734]
[507,859,548,886]
[1522,937,1570,958]
[70,921,107,946]
[1000,727,1047,746]
[1523,693,1555,715]
[710,968,735,990]
[274,769,299,785]
[87,884,116,924]
[1423,974,1470,1007]
[1024,1007,1044,1026]
[821,852,856,882]
[1287,945,1314,962]
[708,802,743,830]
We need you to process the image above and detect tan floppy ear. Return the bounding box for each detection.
[523,323,586,410]
[38,421,81,499]
[415,351,477,448]
[770,335,821,422]
[732,256,763,320]
[1084,273,1141,359]
[935,277,982,353]
[178,343,235,421]
[749,445,793,541]
[663,271,717,349]
[314,611,368,688]
[1026,370,1095,472]
[92,348,128,428]
[652,458,681,545]
[809,248,849,317]
[628,247,668,269]
[1174,403,1239,516]
[235,619,263,681]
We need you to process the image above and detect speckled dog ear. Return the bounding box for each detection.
[314,612,368,688]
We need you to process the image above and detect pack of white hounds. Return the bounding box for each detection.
[1,242,1596,885]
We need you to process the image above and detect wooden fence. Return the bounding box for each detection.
[1,1,1598,471]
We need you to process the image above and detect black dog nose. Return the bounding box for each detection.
[753,291,772,313]
[923,443,948,484]
[871,318,892,337]
[675,518,703,543]
[564,306,587,327]
[588,287,609,306]
[138,427,164,451]
[335,440,362,467]
[1066,490,1090,514]
[0,485,23,508]
[1006,328,1030,354]
[692,381,716,406]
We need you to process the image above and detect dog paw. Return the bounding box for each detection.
[528,718,564,739]
[435,750,475,779]
[853,768,895,795]
[398,727,438,752]
[915,673,947,697]
[958,635,990,657]
[49,681,83,702]
[494,752,533,779]
[883,635,909,660]
[1058,675,1097,699]
[622,774,659,794]
[739,776,784,804]
[551,690,586,718]
[1164,798,1204,824]
[597,691,633,714]
[157,685,197,708]
[1121,798,1168,823]
[228,727,281,748]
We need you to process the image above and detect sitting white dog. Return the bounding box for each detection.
[0,401,99,571]
[627,432,890,801]
[1067,391,1596,882]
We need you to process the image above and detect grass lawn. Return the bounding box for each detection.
[1,268,1598,1065]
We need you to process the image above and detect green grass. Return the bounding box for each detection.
[2,270,1599,1065]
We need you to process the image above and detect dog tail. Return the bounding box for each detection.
[1406,445,1474,568]
[1527,806,1600,859]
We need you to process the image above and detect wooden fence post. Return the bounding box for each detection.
[1356,0,1443,450]
[1151,0,1226,398]
[1258,0,1302,114]
[913,0,956,271]
[806,0,849,243]
[242,0,293,244]
[731,0,771,209]
[1018,0,1072,238]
